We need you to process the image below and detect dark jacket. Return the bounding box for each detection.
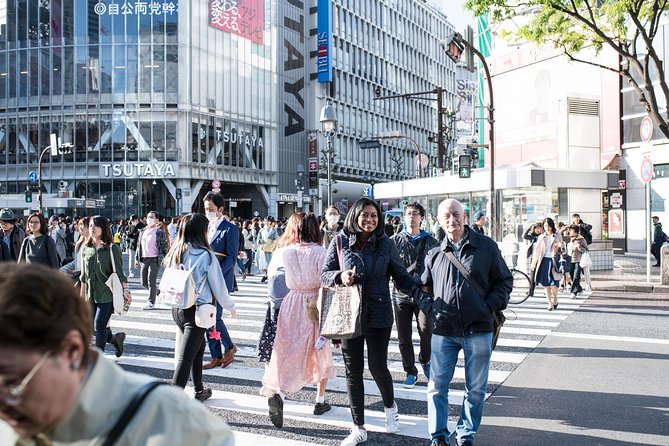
[390,230,439,304]
[0,238,10,261]
[2,225,25,261]
[321,231,419,329]
[418,227,513,337]
[209,219,240,292]
[126,222,146,250]
[321,221,343,249]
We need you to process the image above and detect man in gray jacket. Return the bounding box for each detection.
[417,199,513,446]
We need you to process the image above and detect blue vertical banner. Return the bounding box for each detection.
[317,0,333,83]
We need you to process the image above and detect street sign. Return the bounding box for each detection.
[27,171,38,184]
[381,200,389,211]
[359,139,381,150]
[212,179,221,189]
[641,158,653,183]
[640,116,653,142]
[618,179,626,189]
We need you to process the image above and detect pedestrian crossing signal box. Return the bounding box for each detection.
[24,190,32,203]
[458,155,471,178]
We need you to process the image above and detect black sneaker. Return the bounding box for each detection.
[268,393,284,428]
[113,332,126,358]
[431,438,448,446]
[194,388,212,402]
[313,401,331,415]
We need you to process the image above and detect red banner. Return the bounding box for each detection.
[209,0,264,45]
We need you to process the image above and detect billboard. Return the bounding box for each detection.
[317,0,332,82]
[209,0,264,45]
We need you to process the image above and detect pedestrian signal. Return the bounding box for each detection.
[25,190,33,203]
[459,155,471,179]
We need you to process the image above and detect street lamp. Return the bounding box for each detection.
[320,101,337,208]
[38,137,73,213]
[441,32,497,240]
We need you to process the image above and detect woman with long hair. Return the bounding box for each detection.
[261,213,335,428]
[321,198,426,446]
[17,212,60,268]
[80,216,131,352]
[531,217,563,311]
[163,213,236,402]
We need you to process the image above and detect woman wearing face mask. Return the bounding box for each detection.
[202,192,240,369]
[321,206,343,248]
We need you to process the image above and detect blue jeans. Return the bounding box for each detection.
[428,332,493,443]
[91,302,114,351]
[206,301,234,359]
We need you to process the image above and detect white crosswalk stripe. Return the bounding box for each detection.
[111,272,592,445]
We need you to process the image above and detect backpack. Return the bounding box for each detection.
[581,226,593,245]
[158,252,210,309]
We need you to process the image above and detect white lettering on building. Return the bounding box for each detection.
[100,163,177,178]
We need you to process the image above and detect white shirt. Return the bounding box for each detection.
[208,215,225,242]
[543,235,555,258]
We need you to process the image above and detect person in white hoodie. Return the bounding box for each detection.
[162,213,236,402]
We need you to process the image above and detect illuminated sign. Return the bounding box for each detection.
[317,0,332,83]
[93,1,178,15]
[100,162,178,178]
[209,0,264,45]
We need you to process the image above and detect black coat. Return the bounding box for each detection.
[321,231,419,329]
[418,228,513,337]
[390,231,439,304]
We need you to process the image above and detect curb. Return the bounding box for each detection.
[592,284,669,293]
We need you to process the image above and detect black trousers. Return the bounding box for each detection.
[172,306,206,392]
[341,326,394,426]
[393,300,432,376]
[570,262,583,295]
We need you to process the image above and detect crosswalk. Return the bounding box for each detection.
[110,273,590,446]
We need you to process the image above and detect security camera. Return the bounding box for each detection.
[59,180,68,189]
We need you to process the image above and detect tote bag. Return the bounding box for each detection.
[317,235,363,340]
[105,247,128,315]
[579,251,593,269]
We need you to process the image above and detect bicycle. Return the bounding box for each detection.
[509,267,533,305]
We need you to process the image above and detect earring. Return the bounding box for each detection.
[70,360,81,370]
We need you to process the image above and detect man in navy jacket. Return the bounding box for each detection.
[203,192,240,369]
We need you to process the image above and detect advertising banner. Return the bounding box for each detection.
[209,0,264,45]
[317,0,332,82]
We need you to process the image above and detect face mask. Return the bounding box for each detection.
[146,218,156,226]
[206,212,218,222]
[326,215,339,225]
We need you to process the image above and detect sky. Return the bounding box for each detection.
[437,0,477,32]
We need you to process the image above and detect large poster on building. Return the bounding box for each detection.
[209,0,264,45]
[456,79,476,139]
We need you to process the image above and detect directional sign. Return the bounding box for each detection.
[359,139,381,150]
[27,171,38,184]
[641,158,653,184]
[640,116,653,142]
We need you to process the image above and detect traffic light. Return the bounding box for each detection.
[25,190,33,203]
[458,155,471,178]
[176,188,182,200]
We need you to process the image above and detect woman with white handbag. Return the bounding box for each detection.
[80,216,131,353]
[162,213,236,402]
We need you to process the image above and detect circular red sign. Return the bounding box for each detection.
[640,116,653,142]
[212,179,221,188]
[641,158,653,183]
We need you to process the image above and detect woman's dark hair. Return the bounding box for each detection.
[163,213,211,267]
[543,217,557,234]
[86,215,113,246]
[27,212,48,236]
[203,191,225,209]
[0,263,92,364]
[280,212,322,246]
[343,198,385,237]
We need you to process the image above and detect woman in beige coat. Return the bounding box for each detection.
[531,218,563,310]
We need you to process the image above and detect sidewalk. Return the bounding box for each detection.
[590,254,668,293]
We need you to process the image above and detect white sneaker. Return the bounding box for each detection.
[569,293,577,299]
[142,302,154,310]
[128,272,136,278]
[340,427,367,446]
[384,401,400,433]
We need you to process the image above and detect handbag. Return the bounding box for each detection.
[318,235,364,340]
[195,303,217,329]
[262,239,276,253]
[105,246,128,316]
[579,251,593,269]
[444,251,505,350]
[158,253,209,309]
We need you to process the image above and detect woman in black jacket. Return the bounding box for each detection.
[321,197,423,446]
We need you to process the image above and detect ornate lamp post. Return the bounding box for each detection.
[320,101,337,208]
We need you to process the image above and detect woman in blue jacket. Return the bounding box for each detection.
[163,213,236,402]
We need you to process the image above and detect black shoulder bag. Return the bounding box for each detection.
[102,381,170,446]
[444,251,505,350]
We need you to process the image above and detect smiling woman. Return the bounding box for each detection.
[0,263,233,446]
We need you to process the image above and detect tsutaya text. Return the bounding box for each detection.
[100,162,177,178]
[93,1,178,16]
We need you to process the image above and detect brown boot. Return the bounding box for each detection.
[221,345,237,368]
[203,357,224,370]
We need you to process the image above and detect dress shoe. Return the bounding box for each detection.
[221,345,237,368]
[203,357,224,369]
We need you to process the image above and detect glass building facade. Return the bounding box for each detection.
[0,0,457,219]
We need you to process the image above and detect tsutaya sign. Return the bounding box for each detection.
[100,162,178,178]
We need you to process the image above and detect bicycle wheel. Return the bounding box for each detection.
[509,269,532,304]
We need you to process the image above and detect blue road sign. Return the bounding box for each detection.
[28,171,38,184]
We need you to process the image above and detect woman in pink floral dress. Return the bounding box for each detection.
[261,212,336,428]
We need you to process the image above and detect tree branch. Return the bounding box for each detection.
[560,44,620,73]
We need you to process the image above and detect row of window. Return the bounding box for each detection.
[0,0,178,50]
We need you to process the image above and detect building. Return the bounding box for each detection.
[0,0,456,220]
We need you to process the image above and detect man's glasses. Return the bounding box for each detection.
[0,350,50,406]
[405,211,422,217]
